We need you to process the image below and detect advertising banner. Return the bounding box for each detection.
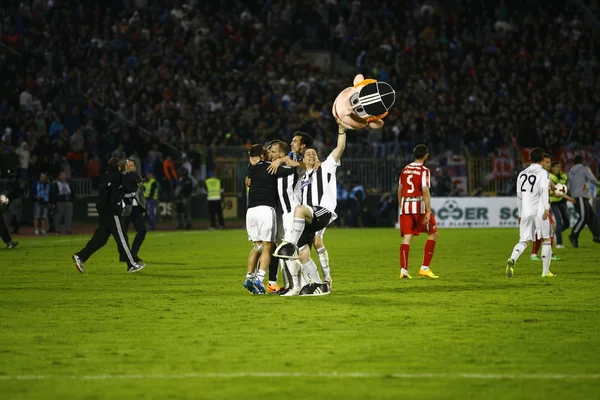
[398,197,582,228]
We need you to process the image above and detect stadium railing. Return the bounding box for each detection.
[0,178,97,199]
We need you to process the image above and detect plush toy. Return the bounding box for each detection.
[332,74,396,130]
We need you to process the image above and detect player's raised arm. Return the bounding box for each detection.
[330,122,347,163]
[267,156,289,174]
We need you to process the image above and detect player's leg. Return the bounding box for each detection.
[130,208,147,262]
[282,228,318,296]
[73,216,112,272]
[107,215,142,272]
[539,217,555,277]
[296,239,329,296]
[313,230,331,285]
[0,214,17,248]
[507,216,534,277]
[530,231,542,260]
[418,213,439,278]
[291,205,313,242]
[244,208,261,293]
[274,205,312,258]
[253,241,273,293]
[399,214,416,278]
[267,249,281,293]
[268,212,286,293]
[298,243,322,284]
[251,206,277,293]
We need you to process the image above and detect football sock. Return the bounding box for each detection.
[280,259,290,289]
[268,253,279,282]
[256,269,266,282]
[400,243,410,271]
[510,242,527,262]
[289,218,305,245]
[317,246,331,282]
[245,272,254,280]
[541,242,552,274]
[422,240,436,268]
[531,239,541,255]
[286,259,301,289]
[301,259,323,284]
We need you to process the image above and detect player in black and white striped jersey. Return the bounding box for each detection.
[274,122,347,296]
[268,132,334,293]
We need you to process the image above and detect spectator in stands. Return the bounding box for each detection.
[162,155,178,199]
[0,0,597,196]
[32,172,50,236]
[15,142,29,179]
[52,171,73,235]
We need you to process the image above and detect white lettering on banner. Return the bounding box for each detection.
[397,197,584,228]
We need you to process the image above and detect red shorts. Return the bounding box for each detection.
[400,213,438,236]
[549,213,555,225]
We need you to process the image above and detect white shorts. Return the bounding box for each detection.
[520,214,551,242]
[246,206,277,243]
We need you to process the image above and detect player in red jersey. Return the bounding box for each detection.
[397,144,439,279]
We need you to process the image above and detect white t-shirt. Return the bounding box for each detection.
[517,163,550,217]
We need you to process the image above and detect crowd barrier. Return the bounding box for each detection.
[397,197,596,228]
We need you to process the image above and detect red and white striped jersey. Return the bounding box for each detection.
[399,162,430,215]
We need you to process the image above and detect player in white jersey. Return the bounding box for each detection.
[506,148,555,278]
[267,140,304,294]
[268,132,333,292]
[273,122,347,296]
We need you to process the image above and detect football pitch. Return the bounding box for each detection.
[1,227,599,399]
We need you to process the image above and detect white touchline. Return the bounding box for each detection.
[0,372,598,381]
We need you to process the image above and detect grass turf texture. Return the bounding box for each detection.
[1,228,599,399]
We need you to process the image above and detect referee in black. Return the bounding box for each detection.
[568,155,600,247]
[72,158,144,273]
[120,158,147,264]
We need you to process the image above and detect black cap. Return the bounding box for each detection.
[358,82,395,116]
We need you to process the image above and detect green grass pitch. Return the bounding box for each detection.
[1,227,599,399]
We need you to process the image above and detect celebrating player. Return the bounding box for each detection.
[244,144,295,294]
[506,148,555,278]
[273,122,347,295]
[397,144,439,279]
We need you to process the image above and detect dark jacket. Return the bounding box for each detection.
[123,189,147,216]
[96,166,128,216]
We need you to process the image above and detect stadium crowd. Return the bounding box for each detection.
[0,0,599,191]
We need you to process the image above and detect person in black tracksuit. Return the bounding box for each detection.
[120,159,147,263]
[72,158,144,273]
[0,195,19,249]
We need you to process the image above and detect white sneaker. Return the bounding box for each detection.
[280,287,300,297]
[555,244,565,249]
